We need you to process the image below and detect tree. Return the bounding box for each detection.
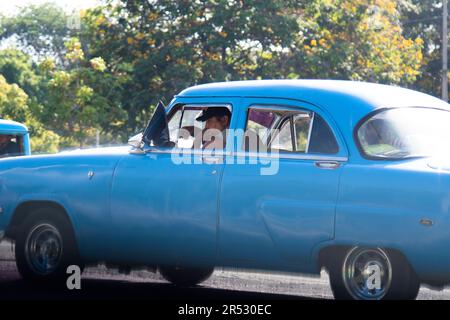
[80,0,424,136]
[283,0,424,84]
[81,0,301,133]
[0,75,29,121]
[0,49,40,96]
[41,37,128,147]
[0,49,47,123]
[0,3,128,148]
[0,3,74,64]
[0,1,429,149]
[400,0,444,97]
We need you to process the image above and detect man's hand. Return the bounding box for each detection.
[180,126,196,137]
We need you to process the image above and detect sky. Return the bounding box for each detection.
[0,0,100,16]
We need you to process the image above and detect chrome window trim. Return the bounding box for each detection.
[233,151,347,162]
[167,103,233,126]
[140,103,344,161]
[139,147,348,162]
[268,116,293,151]
[143,147,231,157]
[291,116,297,152]
[305,112,315,153]
[178,106,185,129]
[178,103,232,111]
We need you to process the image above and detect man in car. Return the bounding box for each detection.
[183,107,231,150]
[0,134,21,158]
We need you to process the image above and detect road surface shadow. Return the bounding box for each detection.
[0,278,323,300]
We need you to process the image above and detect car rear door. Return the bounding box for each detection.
[218,98,348,271]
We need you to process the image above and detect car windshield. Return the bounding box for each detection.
[357,107,450,159]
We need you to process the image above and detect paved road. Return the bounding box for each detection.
[0,242,449,300]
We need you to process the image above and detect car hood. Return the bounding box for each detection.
[0,146,130,172]
[57,146,130,155]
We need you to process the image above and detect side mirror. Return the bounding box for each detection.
[128,132,143,148]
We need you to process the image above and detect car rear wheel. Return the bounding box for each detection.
[15,208,83,286]
[328,247,420,300]
[159,266,214,287]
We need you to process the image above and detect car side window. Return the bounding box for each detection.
[308,115,339,154]
[293,113,312,152]
[270,118,294,152]
[167,104,232,150]
[0,134,23,158]
[243,107,339,155]
[168,106,206,148]
[168,108,182,143]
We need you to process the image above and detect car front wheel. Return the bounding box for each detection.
[15,208,83,286]
[159,266,214,287]
[328,247,420,300]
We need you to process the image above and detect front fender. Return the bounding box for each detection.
[0,152,125,260]
[6,194,81,240]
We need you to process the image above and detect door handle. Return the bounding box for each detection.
[202,156,222,164]
[315,161,341,170]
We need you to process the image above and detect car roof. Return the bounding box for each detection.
[178,80,449,127]
[177,80,450,158]
[0,119,28,134]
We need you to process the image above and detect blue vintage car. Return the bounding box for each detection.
[0,119,30,158]
[0,80,449,300]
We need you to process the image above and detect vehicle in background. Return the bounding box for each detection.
[0,120,30,158]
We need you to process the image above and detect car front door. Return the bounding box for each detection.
[109,98,237,268]
[218,98,348,271]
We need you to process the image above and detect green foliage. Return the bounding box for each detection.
[81,0,301,131]
[0,75,29,121]
[0,49,40,97]
[286,0,424,83]
[41,37,128,147]
[0,2,72,62]
[400,0,445,97]
[82,0,424,134]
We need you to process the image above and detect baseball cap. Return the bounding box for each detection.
[196,107,231,122]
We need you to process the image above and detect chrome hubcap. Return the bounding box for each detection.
[25,223,63,275]
[342,247,392,300]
